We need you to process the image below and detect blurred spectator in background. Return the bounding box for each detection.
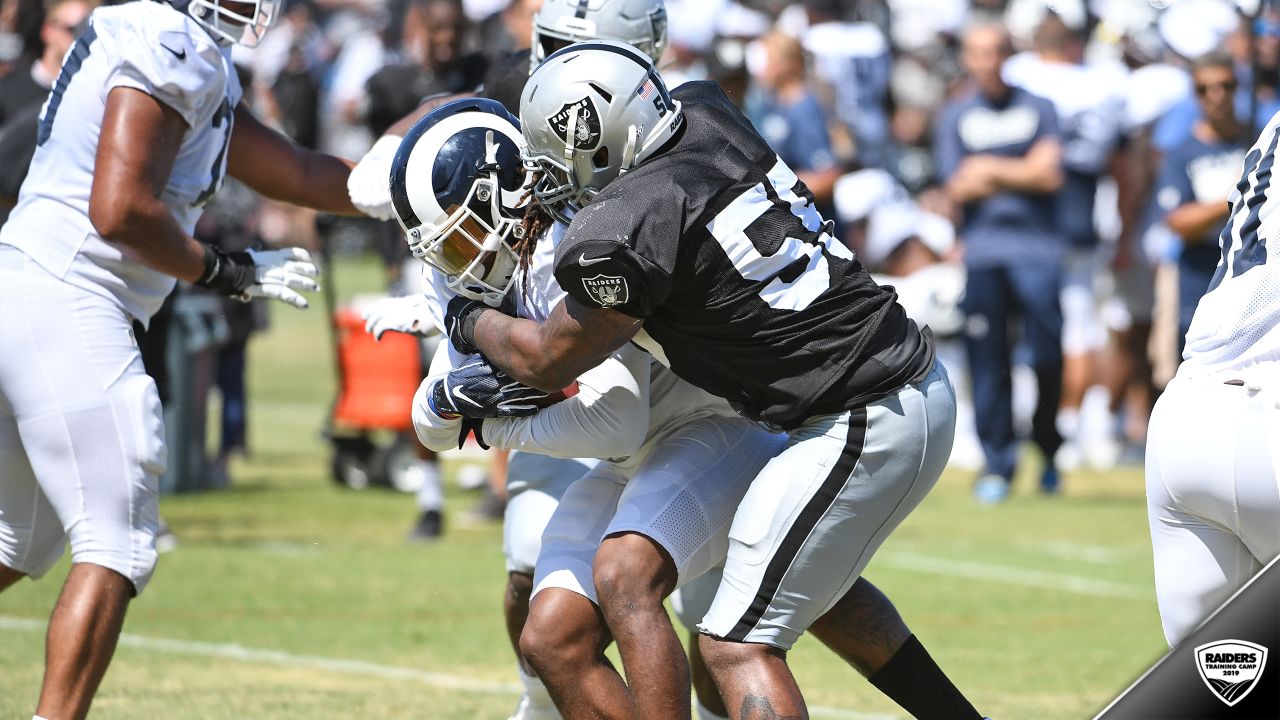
[1153,1,1273,152]
[1154,51,1247,364]
[365,0,487,136]
[936,21,1065,504]
[0,0,43,78]
[863,200,985,470]
[779,0,890,167]
[472,0,540,61]
[747,31,839,209]
[0,0,94,224]
[1004,9,1128,471]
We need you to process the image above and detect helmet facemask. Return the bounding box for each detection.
[403,130,527,305]
[187,0,279,47]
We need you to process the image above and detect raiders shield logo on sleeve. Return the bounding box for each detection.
[583,274,629,308]
[548,98,602,151]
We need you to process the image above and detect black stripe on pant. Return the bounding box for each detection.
[726,407,869,642]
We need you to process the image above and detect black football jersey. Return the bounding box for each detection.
[553,82,934,430]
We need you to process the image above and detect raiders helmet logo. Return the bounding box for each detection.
[1195,640,1268,707]
[548,98,603,151]
[582,274,629,308]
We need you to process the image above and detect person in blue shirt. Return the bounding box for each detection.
[1154,51,1248,357]
[747,30,840,214]
[935,22,1065,504]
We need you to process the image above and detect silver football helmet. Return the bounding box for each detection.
[520,41,683,222]
[530,0,668,72]
[183,0,280,47]
[389,98,529,305]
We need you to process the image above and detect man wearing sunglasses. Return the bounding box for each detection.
[1154,51,1248,360]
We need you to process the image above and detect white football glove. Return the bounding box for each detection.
[242,247,320,309]
[347,135,402,221]
[362,294,435,340]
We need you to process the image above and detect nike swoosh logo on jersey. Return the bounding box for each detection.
[578,253,609,266]
[161,44,187,60]
[451,385,482,407]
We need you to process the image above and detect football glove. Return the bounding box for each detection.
[443,294,489,355]
[362,294,435,340]
[196,246,320,309]
[428,355,549,420]
[348,135,401,221]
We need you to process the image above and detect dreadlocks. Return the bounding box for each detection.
[514,179,554,303]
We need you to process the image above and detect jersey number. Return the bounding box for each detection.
[194,98,234,207]
[706,159,851,311]
[1206,126,1276,293]
[36,25,98,147]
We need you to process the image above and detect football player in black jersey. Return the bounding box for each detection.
[444,41,986,720]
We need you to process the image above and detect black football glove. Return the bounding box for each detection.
[428,355,549,421]
[442,295,488,355]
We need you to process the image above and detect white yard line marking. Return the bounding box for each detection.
[1037,541,1123,565]
[0,616,517,695]
[880,551,1148,599]
[0,616,897,719]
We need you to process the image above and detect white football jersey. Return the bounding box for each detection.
[1179,111,1280,378]
[0,1,241,324]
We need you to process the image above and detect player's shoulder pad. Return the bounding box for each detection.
[553,203,671,317]
[99,2,230,127]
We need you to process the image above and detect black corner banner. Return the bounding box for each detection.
[1096,557,1280,720]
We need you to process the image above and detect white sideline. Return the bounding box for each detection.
[0,616,897,720]
[879,551,1148,599]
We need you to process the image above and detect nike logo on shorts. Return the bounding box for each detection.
[161,44,187,60]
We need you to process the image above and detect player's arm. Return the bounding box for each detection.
[88,87,207,282]
[482,344,650,459]
[464,296,644,392]
[412,334,650,458]
[228,103,360,215]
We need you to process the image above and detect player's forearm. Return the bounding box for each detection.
[472,310,581,391]
[1167,201,1230,243]
[229,105,360,216]
[483,350,650,459]
[90,197,206,282]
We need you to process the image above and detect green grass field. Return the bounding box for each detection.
[0,255,1168,719]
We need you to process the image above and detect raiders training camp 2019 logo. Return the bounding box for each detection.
[583,274,629,308]
[1195,640,1268,706]
[548,98,602,151]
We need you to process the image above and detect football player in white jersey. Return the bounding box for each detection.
[1145,111,1280,648]
[385,97,786,720]
[0,1,362,717]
